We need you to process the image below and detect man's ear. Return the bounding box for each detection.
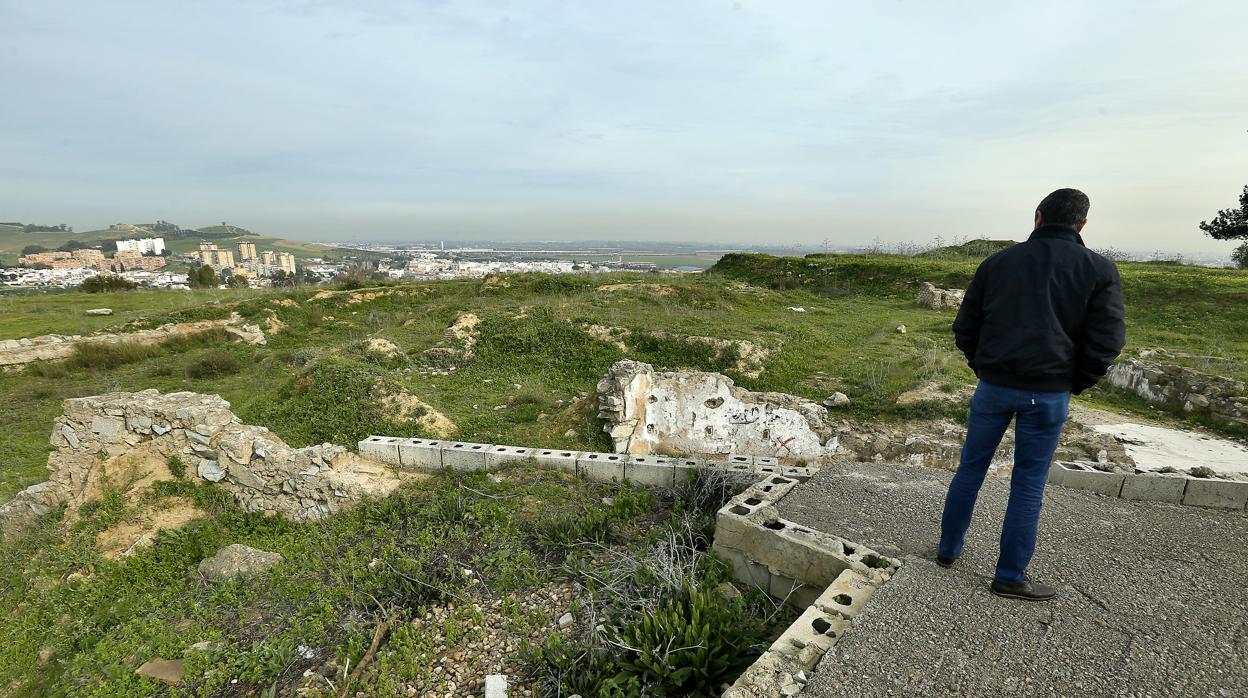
[1034,210,1044,229]
[1074,218,1088,233]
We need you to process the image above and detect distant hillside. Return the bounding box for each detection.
[195,224,257,238]
[916,238,1016,259]
[709,252,977,298]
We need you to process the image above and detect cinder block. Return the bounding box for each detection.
[780,466,818,481]
[397,438,446,469]
[485,445,535,468]
[769,605,848,669]
[1120,473,1188,504]
[715,501,760,550]
[713,543,770,589]
[1047,461,1125,497]
[754,456,781,475]
[625,455,675,488]
[738,475,799,505]
[576,452,626,482]
[726,454,755,467]
[813,568,878,619]
[672,458,703,487]
[768,571,819,608]
[358,435,401,465]
[441,441,491,471]
[1183,477,1248,510]
[741,519,855,588]
[532,448,581,473]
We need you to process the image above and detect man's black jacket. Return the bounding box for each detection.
[952,224,1126,395]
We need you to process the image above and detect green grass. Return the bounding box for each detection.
[0,288,265,339]
[0,466,780,697]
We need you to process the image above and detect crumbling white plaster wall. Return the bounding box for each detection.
[596,360,838,463]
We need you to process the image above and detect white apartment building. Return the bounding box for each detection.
[115,237,166,255]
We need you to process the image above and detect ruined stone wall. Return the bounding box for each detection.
[0,313,265,369]
[915,282,965,310]
[0,390,399,540]
[1107,359,1248,428]
[596,360,838,463]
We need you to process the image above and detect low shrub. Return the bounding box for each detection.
[186,349,241,378]
[67,341,162,370]
[614,584,763,695]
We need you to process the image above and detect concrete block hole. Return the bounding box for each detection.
[811,617,836,636]
[729,505,751,516]
[832,594,852,606]
[861,554,890,569]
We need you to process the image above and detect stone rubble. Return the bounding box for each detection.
[0,389,401,540]
[915,282,966,310]
[197,543,284,581]
[1107,355,1247,428]
[0,312,266,369]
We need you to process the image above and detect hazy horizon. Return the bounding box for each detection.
[3,1,1246,256]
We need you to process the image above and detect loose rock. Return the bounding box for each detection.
[198,544,284,582]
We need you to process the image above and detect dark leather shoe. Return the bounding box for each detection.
[990,576,1057,602]
[936,554,957,568]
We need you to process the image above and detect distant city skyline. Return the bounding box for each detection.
[2,1,1246,256]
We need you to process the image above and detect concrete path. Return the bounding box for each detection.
[778,462,1248,698]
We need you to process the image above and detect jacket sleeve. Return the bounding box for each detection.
[951,266,985,370]
[1072,263,1127,395]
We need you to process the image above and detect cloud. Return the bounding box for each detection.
[1,0,1246,253]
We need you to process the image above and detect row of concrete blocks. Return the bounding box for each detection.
[718,476,894,697]
[357,435,820,487]
[1048,461,1248,511]
[724,568,886,698]
[713,475,899,601]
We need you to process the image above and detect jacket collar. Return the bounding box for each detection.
[1029,224,1086,247]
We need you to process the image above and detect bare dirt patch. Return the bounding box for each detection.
[366,338,401,358]
[595,282,676,297]
[584,324,630,351]
[379,389,459,437]
[894,381,973,406]
[96,497,207,559]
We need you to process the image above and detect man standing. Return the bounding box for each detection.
[938,188,1126,601]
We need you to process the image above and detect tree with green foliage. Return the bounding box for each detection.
[1232,242,1248,270]
[269,269,296,287]
[1200,185,1248,240]
[226,274,248,288]
[20,244,49,256]
[81,274,136,293]
[190,264,218,288]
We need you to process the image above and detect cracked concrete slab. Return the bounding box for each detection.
[778,461,1248,697]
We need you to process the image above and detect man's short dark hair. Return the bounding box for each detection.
[1037,188,1090,227]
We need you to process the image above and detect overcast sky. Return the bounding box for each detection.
[2,1,1246,254]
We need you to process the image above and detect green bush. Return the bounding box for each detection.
[186,349,241,378]
[258,357,418,447]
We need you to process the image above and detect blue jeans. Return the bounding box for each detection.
[938,381,1070,583]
